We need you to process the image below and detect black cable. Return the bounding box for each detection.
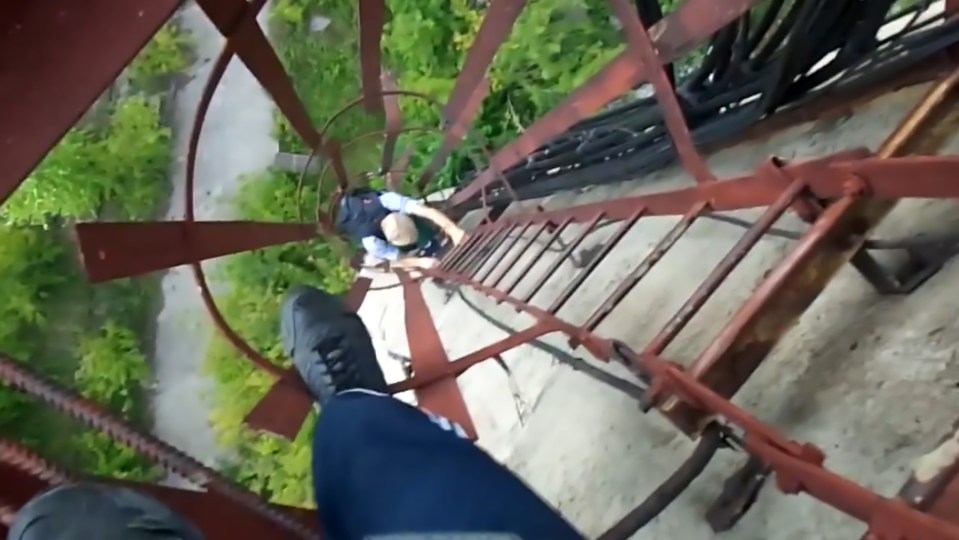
[597,423,726,540]
[450,2,959,207]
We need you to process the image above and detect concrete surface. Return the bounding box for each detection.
[356,80,959,538]
[150,2,276,480]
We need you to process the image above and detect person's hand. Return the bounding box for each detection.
[419,258,440,270]
[448,226,467,246]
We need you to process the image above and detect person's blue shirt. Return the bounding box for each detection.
[361,191,421,261]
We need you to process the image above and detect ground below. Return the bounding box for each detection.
[150,2,276,481]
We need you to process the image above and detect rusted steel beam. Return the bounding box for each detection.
[0,0,180,205]
[389,322,559,393]
[547,210,643,315]
[660,67,959,431]
[476,152,959,229]
[501,218,572,297]
[477,223,532,284]
[644,179,806,357]
[244,278,373,438]
[491,150,869,225]
[462,226,514,278]
[421,268,611,360]
[440,229,485,271]
[324,139,350,189]
[608,0,716,184]
[380,71,402,173]
[396,270,477,439]
[448,229,496,274]
[448,0,765,207]
[441,0,526,128]
[386,145,415,191]
[75,221,317,283]
[521,214,604,304]
[628,355,959,539]
[419,78,492,189]
[358,0,385,114]
[488,223,548,289]
[585,203,705,331]
[194,0,319,148]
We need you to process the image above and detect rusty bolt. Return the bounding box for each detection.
[842,174,871,197]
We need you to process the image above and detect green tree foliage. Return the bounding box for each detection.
[204,171,352,506]
[72,322,158,480]
[3,97,171,224]
[0,24,182,482]
[128,23,193,86]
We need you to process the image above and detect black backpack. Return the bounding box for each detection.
[336,188,391,241]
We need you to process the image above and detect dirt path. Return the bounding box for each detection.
[151,2,276,482]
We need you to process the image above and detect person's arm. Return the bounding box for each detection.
[390,256,439,270]
[378,192,467,245]
[363,236,439,270]
[406,204,466,245]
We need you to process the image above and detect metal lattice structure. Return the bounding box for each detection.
[4,0,959,538]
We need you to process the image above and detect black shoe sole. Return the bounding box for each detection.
[281,285,388,406]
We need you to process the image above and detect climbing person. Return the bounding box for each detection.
[8,285,582,540]
[335,188,467,270]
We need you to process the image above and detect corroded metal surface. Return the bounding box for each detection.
[6,0,959,538]
[75,221,318,283]
[0,0,180,205]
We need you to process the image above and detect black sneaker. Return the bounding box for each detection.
[280,285,388,407]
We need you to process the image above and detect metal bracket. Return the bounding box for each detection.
[851,244,959,295]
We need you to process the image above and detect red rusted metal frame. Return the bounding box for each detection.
[75,221,317,283]
[194,0,319,148]
[547,209,644,315]
[521,214,604,304]
[441,228,491,271]
[0,0,180,206]
[584,202,706,332]
[476,223,532,284]
[643,178,808,357]
[461,225,514,278]
[608,0,716,184]
[500,218,572,297]
[0,438,317,539]
[396,270,478,439]
[380,71,403,173]
[417,268,611,361]
[488,223,548,289]
[358,0,385,115]
[388,321,560,394]
[635,358,959,539]
[657,66,959,432]
[439,0,526,132]
[447,0,766,207]
[0,355,320,539]
[418,78,492,189]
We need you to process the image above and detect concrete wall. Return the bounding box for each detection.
[357,81,959,539]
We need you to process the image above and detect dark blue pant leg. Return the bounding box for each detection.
[312,391,583,540]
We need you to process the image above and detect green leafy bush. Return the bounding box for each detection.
[3,97,171,224]
[76,322,150,417]
[203,171,353,506]
[0,20,182,482]
[129,23,192,85]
